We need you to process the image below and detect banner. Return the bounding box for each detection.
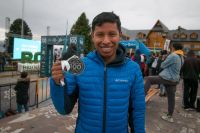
[164,39,170,51]
[18,63,40,72]
[120,39,150,56]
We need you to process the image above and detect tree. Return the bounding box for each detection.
[70,12,93,54]
[6,18,32,54]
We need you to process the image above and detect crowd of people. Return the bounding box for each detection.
[129,43,200,122]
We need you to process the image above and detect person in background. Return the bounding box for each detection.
[133,49,141,67]
[151,53,159,75]
[14,71,30,113]
[0,52,6,72]
[50,12,145,133]
[147,52,155,76]
[130,52,134,61]
[156,50,168,96]
[144,43,184,123]
[181,50,200,110]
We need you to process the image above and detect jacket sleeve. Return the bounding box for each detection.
[131,64,146,133]
[50,73,78,115]
[160,54,175,69]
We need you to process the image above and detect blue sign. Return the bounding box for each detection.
[120,39,150,56]
[13,38,41,60]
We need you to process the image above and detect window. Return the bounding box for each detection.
[180,33,187,39]
[157,32,162,36]
[173,33,179,39]
[190,32,198,39]
[154,42,160,47]
[194,45,200,48]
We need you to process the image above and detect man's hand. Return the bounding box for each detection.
[52,61,64,85]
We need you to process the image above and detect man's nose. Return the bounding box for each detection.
[102,35,111,44]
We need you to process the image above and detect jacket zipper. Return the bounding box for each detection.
[103,65,107,133]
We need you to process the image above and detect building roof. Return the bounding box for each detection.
[122,24,200,42]
[168,26,200,42]
[151,20,169,32]
[121,27,149,39]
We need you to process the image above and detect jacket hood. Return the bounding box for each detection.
[86,44,127,66]
[174,50,184,56]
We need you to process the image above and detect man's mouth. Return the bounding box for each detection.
[99,45,112,52]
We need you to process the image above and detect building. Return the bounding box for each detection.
[168,27,200,53]
[122,20,200,55]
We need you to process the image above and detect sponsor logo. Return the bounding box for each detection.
[115,79,128,83]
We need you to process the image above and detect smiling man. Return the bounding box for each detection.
[50,12,145,133]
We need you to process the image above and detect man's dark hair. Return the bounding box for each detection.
[172,43,183,50]
[92,12,121,32]
[21,71,28,78]
[161,50,167,55]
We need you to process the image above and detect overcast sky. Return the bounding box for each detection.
[0,0,200,40]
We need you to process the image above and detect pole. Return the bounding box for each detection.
[47,26,50,36]
[62,20,68,54]
[5,17,10,33]
[21,0,24,38]
[36,80,39,108]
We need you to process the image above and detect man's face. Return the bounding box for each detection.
[92,22,121,62]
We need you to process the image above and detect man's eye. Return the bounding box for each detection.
[109,33,117,37]
[96,33,104,37]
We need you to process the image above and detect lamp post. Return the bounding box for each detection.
[21,0,24,38]
[5,17,10,33]
[47,26,50,36]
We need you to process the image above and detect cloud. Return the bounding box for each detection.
[0,0,200,41]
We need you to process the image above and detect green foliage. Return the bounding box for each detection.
[70,12,93,54]
[7,18,32,54]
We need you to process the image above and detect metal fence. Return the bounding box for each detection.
[0,77,50,112]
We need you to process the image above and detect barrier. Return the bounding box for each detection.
[0,77,50,113]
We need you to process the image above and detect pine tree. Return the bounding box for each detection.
[70,12,93,54]
[6,18,32,54]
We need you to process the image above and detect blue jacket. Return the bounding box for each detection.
[50,45,146,133]
[159,52,184,82]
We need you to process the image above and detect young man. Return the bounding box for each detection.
[144,43,184,123]
[51,12,145,133]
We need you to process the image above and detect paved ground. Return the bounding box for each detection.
[146,81,200,133]
[0,72,200,133]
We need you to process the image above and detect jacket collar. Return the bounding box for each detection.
[87,44,127,66]
[174,50,184,56]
